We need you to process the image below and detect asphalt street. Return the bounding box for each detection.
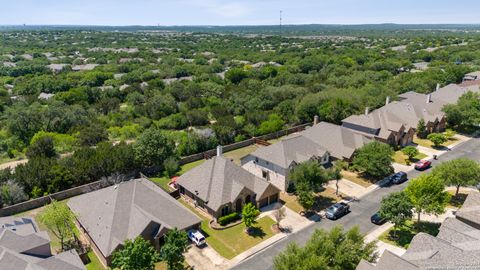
[231,136,480,270]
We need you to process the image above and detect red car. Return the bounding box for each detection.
[415,160,432,171]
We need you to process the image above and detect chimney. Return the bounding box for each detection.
[216,145,223,157]
[426,94,432,103]
[385,96,390,105]
[436,83,440,91]
[313,115,319,125]
[365,107,369,115]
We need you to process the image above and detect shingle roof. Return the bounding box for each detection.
[177,156,279,212]
[455,191,480,228]
[301,122,373,160]
[68,178,201,257]
[248,135,328,168]
[356,250,419,270]
[0,217,85,270]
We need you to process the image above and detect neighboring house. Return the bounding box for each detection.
[356,192,480,270]
[300,121,373,161]
[71,64,99,71]
[47,63,68,72]
[38,92,55,100]
[68,178,201,267]
[242,135,330,191]
[177,152,280,219]
[0,216,86,270]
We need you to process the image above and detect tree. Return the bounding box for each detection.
[134,127,175,169]
[416,118,427,139]
[242,202,260,231]
[160,229,189,270]
[37,200,76,251]
[77,124,108,146]
[443,91,480,127]
[273,207,286,229]
[225,68,248,84]
[401,146,419,161]
[405,173,450,227]
[163,157,179,178]
[352,141,394,179]
[0,180,28,207]
[288,160,328,191]
[274,226,377,270]
[26,136,57,159]
[112,237,160,270]
[329,164,343,196]
[296,183,315,213]
[432,158,480,197]
[427,133,447,148]
[379,192,413,238]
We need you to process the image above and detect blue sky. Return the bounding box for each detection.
[0,0,479,26]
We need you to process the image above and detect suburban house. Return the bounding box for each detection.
[177,152,280,219]
[342,104,415,147]
[300,121,374,161]
[0,216,86,270]
[241,135,330,191]
[356,192,480,270]
[68,178,201,267]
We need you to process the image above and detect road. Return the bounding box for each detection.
[231,136,480,270]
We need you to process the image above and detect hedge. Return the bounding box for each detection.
[218,212,240,226]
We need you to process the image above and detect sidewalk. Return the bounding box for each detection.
[364,223,406,258]
[327,179,369,199]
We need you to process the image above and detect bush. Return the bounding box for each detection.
[218,212,241,226]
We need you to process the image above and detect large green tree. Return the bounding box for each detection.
[160,229,189,270]
[288,160,328,191]
[432,158,480,197]
[112,237,161,270]
[379,192,413,238]
[352,141,394,179]
[405,173,450,226]
[427,133,447,148]
[443,91,480,127]
[242,202,260,231]
[274,226,377,270]
[134,127,175,169]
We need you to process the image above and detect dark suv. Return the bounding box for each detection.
[391,171,408,184]
[325,202,350,220]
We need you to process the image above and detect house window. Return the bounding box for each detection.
[262,170,270,181]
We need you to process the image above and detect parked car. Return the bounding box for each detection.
[325,202,350,220]
[371,212,386,225]
[187,230,206,247]
[391,171,408,184]
[415,160,432,171]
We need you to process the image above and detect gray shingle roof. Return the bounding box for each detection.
[68,178,201,257]
[176,156,279,212]
[248,135,328,168]
[455,191,480,228]
[302,122,373,160]
[356,250,419,270]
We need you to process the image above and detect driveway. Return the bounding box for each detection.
[230,136,480,270]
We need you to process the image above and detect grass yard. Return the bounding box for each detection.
[149,159,205,191]
[224,144,259,165]
[86,251,106,270]
[379,220,441,249]
[413,135,458,149]
[341,170,374,187]
[280,187,342,214]
[392,150,428,165]
[179,198,276,259]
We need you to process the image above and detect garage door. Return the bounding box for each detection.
[269,194,279,204]
[258,198,269,208]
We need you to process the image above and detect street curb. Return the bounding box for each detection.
[233,233,289,265]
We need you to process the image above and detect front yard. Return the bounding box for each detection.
[392,150,428,165]
[341,170,374,187]
[378,220,441,249]
[179,198,277,260]
[413,135,457,149]
[280,187,343,214]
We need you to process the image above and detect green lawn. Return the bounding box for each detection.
[341,170,374,187]
[179,198,276,259]
[280,188,342,214]
[86,251,106,270]
[223,144,259,165]
[379,220,441,248]
[393,150,428,165]
[413,135,458,149]
[149,159,205,191]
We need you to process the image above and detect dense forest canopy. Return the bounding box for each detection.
[0,27,479,163]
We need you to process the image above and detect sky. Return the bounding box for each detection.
[0,0,479,26]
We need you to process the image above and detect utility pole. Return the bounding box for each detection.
[279,10,282,36]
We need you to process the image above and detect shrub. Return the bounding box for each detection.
[218,212,240,226]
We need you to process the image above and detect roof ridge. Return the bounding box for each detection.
[205,157,217,203]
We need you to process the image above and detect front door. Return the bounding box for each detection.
[235,198,243,212]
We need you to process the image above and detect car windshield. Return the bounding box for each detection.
[327,206,336,212]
